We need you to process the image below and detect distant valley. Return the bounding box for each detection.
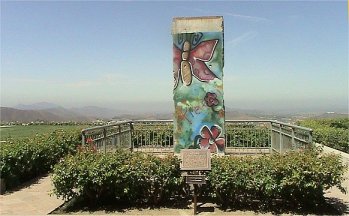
[0,102,347,123]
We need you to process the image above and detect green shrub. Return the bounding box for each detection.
[298,118,349,153]
[0,129,81,189]
[207,149,347,206]
[52,148,347,207]
[51,149,183,204]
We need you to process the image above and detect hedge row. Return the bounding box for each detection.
[0,130,81,189]
[298,118,349,153]
[207,149,347,206]
[52,149,183,204]
[52,148,347,207]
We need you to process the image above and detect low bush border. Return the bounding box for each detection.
[51,148,347,209]
[0,129,81,190]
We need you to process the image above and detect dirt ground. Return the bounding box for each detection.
[52,198,348,216]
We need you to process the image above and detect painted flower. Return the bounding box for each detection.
[196,125,225,153]
[204,92,219,107]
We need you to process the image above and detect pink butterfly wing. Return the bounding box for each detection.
[189,40,218,82]
[173,44,182,89]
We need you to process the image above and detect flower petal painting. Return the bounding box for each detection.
[196,125,225,153]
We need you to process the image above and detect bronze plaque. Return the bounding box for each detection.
[180,149,211,170]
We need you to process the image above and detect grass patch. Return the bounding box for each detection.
[0,125,88,141]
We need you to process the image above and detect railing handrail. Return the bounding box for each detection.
[226,120,312,132]
[82,120,312,130]
[81,119,313,136]
[133,120,173,123]
[270,120,313,132]
[81,120,133,134]
[225,119,272,123]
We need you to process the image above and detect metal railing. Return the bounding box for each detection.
[132,120,173,153]
[225,120,271,154]
[270,121,313,153]
[81,120,312,154]
[81,120,133,153]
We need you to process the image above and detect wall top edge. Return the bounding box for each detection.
[173,16,223,21]
[172,16,224,34]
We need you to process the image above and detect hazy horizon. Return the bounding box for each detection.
[3,99,348,115]
[1,1,348,114]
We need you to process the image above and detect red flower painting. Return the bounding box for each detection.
[196,125,225,153]
[204,92,219,107]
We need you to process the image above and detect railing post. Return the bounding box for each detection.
[81,130,85,146]
[224,121,227,149]
[269,122,273,154]
[129,122,134,151]
[103,128,107,153]
[310,130,313,143]
[112,131,116,149]
[279,124,283,153]
[291,127,295,149]
[308,130,313,147]
[116,125,121,148]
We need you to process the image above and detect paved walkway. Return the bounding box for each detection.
[0,145,348,215]
[0,175,64,215]
[319,143,349,214]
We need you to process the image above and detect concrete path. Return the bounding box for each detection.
[319,143,349,214]
[0,175,64,215]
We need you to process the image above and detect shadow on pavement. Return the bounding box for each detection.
[51,195,348,215]
[1,173,49,195]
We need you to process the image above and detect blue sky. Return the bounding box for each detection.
[1,1,348,113]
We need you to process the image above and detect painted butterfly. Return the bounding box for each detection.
[173,39,219,89]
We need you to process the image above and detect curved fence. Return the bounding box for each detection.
[81,120,312,154]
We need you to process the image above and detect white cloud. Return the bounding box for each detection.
[189,8,272,23]
[222,11,272,23]
[226,31,258,47]
[178,7,273,23]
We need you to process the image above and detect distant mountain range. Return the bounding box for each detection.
[1,102,175,122]
[14,102,61,110]
[0,102,347,123]
[0,107,92,122]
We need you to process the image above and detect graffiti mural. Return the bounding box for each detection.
[173,31,225,154]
